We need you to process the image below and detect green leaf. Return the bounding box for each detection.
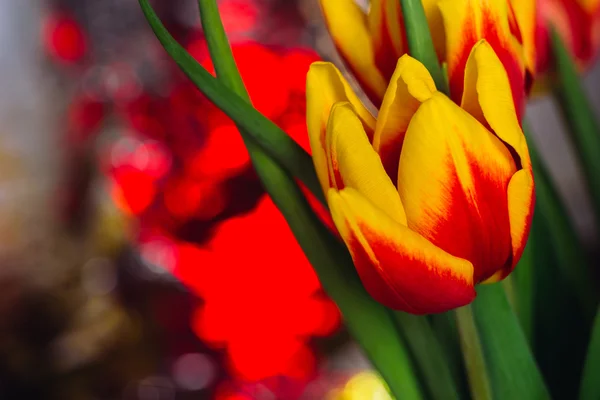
[551,29,600,228]
[530,209,589,399]
[580,306,600,400]
[472,284,550,400]
[455,305,493,400]
[139,1,425,398]
[391,312,463,400]
[523,124,596,398]
[524,124,597,319]
[138,0,325,206]
[398,0,448,94]
[429,312,470,398]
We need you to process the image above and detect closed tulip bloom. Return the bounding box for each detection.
[510,0,600,82]
[319,0,526,118]
[307,41,534,314]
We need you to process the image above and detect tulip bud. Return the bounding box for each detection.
[307,41,534,314]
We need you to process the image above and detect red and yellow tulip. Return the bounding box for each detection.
[510,0,600,82]
[307,40,535,314]
[319,0,526,118]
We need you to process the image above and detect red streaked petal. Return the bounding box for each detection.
[507,169,535,272]
[319,0,388,106]
[482,168,535,284]
[439,0,526,118]
[372,55,436,183]
[398,92,517,282]
[328,187,475,314]
[368,0,407,82]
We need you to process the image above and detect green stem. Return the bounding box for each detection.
[471,284,550,400]
[139,0,325,205]
[455,305,493,400]
[429,313,470,397]
[261,155,423,400]
[197,0,249,100]
[579,305,600,400]
[510,225,535,343]
[398,0,448,94]
[392,312,462,400]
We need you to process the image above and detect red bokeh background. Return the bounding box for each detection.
[42,0,341,394]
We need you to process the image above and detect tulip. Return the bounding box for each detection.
[306,40,535,314]
[510,0,600,83]
[319,0,526,118]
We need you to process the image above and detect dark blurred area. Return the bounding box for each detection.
[0,0,598,399]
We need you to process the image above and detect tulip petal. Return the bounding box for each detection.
[319,0,387,105]
[368,0,406,81]
[398,92,517,282]
[483,168,535,284]
[508,0,538,78]
[372,55,436,183]
[462,40,531,169]
[439,0,525,118]
[306,62,376,195]
[326,102,406,225]
[507,170,535,274]
[461,41,535,282]
[328,187,475,314]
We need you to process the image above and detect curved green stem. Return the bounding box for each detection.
[455,305,493,400]
[139,0,325,205]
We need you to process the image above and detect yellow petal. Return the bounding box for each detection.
[372,55,436,183]
[483,168,535,284]
[328,187,475,314]
[326,102,406,225]
[306,62,376,195]
[506,169,535,272]
[439,0,525,114]
[320,0,388,105]
[398,92,517,282]
[509,0,538,76]
[462,40,531,170]
[368,0,406,81]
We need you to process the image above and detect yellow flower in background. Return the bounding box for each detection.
[319,0,526,118]
[327,372,393,400]
[307,40,534,314]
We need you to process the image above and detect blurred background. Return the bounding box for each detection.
[0,0,598,399]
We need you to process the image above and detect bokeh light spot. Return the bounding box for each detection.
[172,352,217,391]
